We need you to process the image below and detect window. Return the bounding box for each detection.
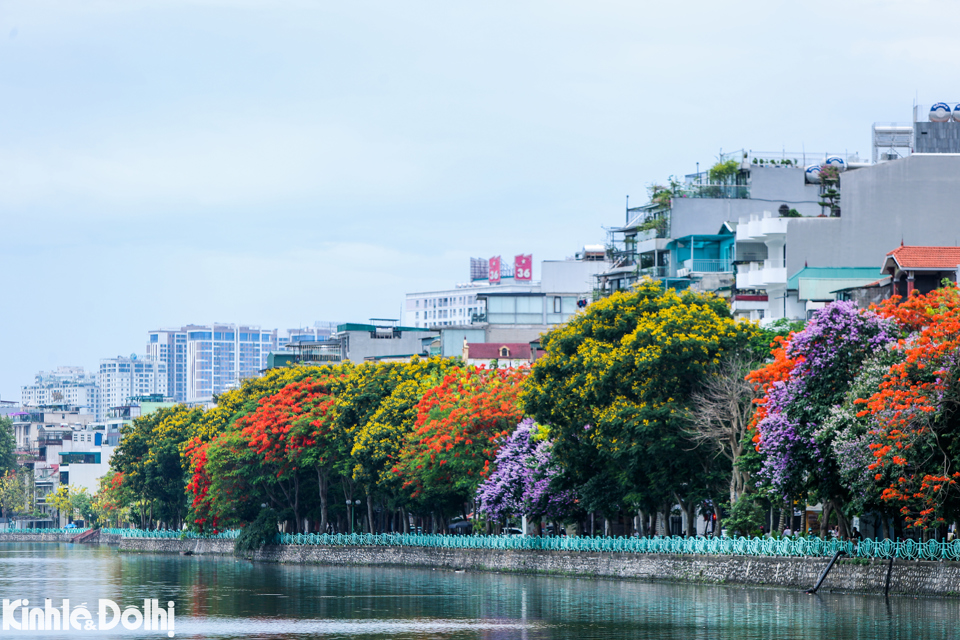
[553,297,561,313]
[499,346,510,357]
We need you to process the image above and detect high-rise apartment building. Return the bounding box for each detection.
[146,330,188,402]
[98,356,167,412]
[21,367,101,419]
[148,324,278,403]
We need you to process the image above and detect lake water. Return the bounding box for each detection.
[0,543,957,639]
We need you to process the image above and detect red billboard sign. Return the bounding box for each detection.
[488,256,502,284]
[514,254,532,281]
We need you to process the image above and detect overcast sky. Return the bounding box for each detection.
[1,0,957,399]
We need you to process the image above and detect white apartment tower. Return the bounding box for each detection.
[98,356,168,412]
[148,324,278,403]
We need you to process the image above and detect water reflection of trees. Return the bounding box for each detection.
[49,547,960,639]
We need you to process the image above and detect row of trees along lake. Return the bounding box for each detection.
[83,280,960,541]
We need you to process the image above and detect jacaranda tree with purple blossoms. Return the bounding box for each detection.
[475,419,577,530]
[751,301,899,536]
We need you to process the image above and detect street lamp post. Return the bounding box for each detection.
[346,500,352,534]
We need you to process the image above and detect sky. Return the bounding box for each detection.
[1,0,959,399]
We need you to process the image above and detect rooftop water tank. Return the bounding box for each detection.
[930,102,952,122]
[824,156,847,172]
[804,164,821,184]
[952,104,960,122]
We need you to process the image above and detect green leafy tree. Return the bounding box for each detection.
[110,406,203,528]
[0,417,17,475]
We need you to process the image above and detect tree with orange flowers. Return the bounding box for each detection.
[859,285,960,531]
[392,367,526,523]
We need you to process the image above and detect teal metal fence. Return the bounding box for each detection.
[99,530,960,561]
[102,528,239,540]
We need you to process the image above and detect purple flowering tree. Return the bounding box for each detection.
[754,301,897,534]
[476,418,577,527]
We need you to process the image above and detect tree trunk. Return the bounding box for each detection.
[831,500,851,539]
[366,494,374,534]
[317,469,329,534]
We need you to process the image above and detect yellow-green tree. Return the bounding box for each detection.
[0,471,30,520]
[523,279,758,529]
[351,358,460,527]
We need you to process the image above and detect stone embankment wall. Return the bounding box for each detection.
[119,538,235,555]
[0,532,79,543]
[116,538,960,597]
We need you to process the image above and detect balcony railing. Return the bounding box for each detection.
[685,259,733,273]
[638,266,668,278]
[676,185,749,200]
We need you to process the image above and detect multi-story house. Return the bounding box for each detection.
[597,153,828,300]
[599,105,960,321]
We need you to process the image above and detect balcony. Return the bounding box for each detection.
[762,260,787,286]
[736,211,788,242]
[736,263,765,289]
[731,294,769,313]
[684,258,733,273]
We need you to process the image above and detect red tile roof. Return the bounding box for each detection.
[466,343,532,359]
[886,245,960,270]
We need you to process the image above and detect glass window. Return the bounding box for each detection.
[516,297,541,313]
[487,297,514,314]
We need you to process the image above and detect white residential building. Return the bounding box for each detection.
[98,356,167,412]
[21,367,101,419]
[403,286,488,329]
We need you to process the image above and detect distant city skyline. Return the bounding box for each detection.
[4,0,959,399]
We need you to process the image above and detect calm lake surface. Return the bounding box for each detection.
[0,543,957,639]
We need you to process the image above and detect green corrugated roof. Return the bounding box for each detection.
[786,267,883,291]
